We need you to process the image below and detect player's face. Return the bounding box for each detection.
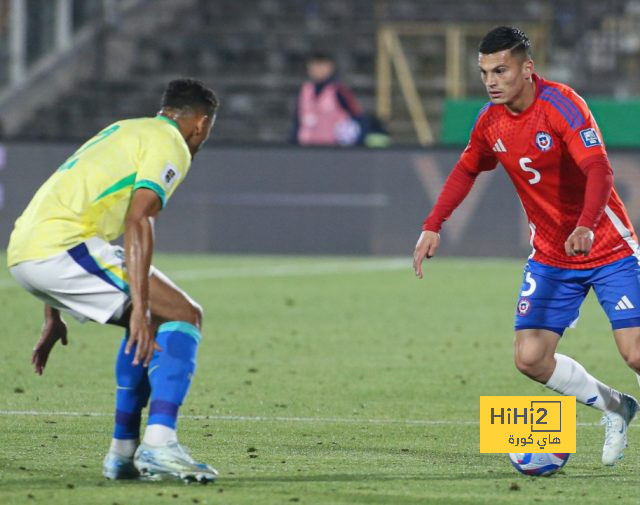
[478,50,533,110]
[188,114,215,156]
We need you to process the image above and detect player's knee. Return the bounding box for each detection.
[514,356,536,378]
[514,349,546,379]
[189,301,204,331]
[622,349,640,373]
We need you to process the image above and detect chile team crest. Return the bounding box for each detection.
[535,131,552,151]
[517,298,531,316]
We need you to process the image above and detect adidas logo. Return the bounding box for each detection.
[615,295,635,311]
[492,138,507,152]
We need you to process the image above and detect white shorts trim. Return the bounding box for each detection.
[10,237,130,324]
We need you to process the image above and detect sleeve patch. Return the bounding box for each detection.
[161,162,181,190]
[579,128,602,147]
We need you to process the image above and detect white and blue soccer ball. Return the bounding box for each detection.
[508,453,570,476]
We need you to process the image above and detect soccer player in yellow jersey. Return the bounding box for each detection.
[7,79,219,483]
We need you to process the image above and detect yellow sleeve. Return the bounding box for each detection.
[133,136,190,209]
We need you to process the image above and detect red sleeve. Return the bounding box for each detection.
[545,86,612,229]
[422,115,497,232]
[548,85,608,165]
[422,162,478,232]
[576,155,613,229]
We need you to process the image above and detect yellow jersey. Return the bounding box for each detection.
[7,116,191,266]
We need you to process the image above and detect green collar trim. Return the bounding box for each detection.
[156,115,181,132]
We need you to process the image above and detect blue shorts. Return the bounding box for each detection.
[514,255,640,336]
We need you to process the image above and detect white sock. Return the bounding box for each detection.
[109,438,138,458]
[142,424,177,447]
[545,353,624,413]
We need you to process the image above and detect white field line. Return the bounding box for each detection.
[169,258,410,282]
[0,410,609,428]
[0,258,410,290]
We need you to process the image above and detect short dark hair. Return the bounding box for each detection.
[307,51,333,64]
[479,26,531,59]
[161,78,218,117]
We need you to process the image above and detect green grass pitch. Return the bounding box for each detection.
[2,253,640,504]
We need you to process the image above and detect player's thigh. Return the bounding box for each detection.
[10,239,129,324]
[591,255,640,332]
[514,260,589,336]
[148,267,203,328]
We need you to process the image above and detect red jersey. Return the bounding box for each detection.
[424,74,638,269]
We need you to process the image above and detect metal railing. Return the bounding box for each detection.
[375,22,549,145]
[0,0,148,137]
[0,0,140,94]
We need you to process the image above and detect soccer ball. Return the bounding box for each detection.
[508,453,570,476]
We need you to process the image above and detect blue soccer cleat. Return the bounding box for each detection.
[133,441,218,483]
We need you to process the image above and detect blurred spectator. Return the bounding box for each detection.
[291,52,362,146]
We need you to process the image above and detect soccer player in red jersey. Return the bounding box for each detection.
[413,26,640,465]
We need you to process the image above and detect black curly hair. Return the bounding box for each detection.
[161,78,218,117]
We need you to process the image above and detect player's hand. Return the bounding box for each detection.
[564,226,594,256]
[32,316,68,375]
[126,306,160,366]
[413,230,440,279]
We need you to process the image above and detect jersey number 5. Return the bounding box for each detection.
[519,157,541,185]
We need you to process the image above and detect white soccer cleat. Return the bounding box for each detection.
[102,451,140,480]
[601,394,639,465]
[134,441,218,483]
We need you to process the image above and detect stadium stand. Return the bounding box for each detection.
[3,0,640,144]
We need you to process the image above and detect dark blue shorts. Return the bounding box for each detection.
[514,255,640,336]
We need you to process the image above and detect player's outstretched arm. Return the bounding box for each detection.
[413,231,440,279]
[124,188,162,367]
[32,304,68,375]
[413,162,482,280]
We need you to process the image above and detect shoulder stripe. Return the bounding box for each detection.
[540,87,583,126]
[540,93,578,129]
[540,87,585,130]
[472,102,493,129]
[543,87,585,125]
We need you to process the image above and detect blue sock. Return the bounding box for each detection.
[113,334,151,440]
[147,322,200,430]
